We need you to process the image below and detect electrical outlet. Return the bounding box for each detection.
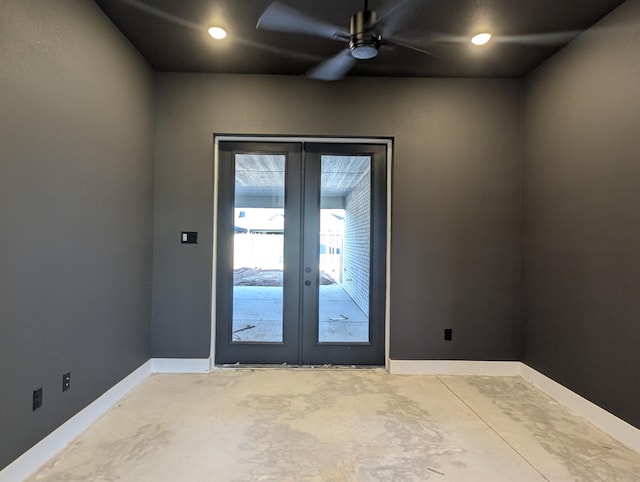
[62,372,71,392]
[33,388,43,410]
[444,328,453,341]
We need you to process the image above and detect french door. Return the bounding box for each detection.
[215,140,387,365]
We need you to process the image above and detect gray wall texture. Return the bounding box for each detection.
[0,0,154,469]
[523,0,640,428]
[152,75,523,361]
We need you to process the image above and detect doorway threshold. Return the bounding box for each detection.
[217,363,385,370]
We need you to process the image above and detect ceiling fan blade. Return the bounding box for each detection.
[377,0,422,37]
[307,49,356,81]
[384,36,438,57]
[257,1,349,41]
[493,31,582,46]
[420,30,581,46]
[234,37,324,63]
[120,0,201,31]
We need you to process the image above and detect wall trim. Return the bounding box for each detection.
[520,363,640,453]
[211,135,394,367]
[388,359,522,376]
[0,360,152,482]
[150,357,211,373]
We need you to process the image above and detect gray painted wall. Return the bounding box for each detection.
[523,0,640,427]
[0,0,154,469]
[152,75,523,361]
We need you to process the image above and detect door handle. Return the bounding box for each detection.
[304,280,311,286]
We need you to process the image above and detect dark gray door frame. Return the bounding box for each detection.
[212,135,393,366]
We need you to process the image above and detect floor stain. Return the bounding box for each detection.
[235,372,461,481]
[465,376,640,481]
[33,424,172,481]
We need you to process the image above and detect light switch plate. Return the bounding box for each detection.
[181,231,198,244]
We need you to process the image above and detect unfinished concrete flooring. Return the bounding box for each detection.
[29,369,640,481]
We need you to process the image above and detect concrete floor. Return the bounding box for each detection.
[233,284,369,343]
[29,370,640,481]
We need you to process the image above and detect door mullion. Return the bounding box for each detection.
[301,151,322,361]
[284,146,304,364]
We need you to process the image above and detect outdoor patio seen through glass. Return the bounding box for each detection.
[318,155,371,343]
[232,154,285,343]
[231,154,371,344]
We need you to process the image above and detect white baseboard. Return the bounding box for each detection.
[0,360,152,482]
[388,359,522,376]
[150,357,211,373]
[520,363,640,453]
[0,357,212,481]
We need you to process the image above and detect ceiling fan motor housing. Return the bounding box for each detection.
[349,9,380,59]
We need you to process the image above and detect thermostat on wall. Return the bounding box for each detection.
[181,231,198,244]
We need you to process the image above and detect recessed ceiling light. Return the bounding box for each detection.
[208,26,227,40]
[471,32,492,46]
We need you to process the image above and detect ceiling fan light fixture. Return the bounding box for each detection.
[350,43,379,59]
[471,32,492,46]
[208,26,227,40]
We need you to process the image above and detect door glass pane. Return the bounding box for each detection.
[232,154,285,343]
[318,155,371,343]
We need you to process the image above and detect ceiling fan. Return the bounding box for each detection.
[256,0,430,81]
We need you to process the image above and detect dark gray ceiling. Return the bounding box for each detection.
[94,0,625,78]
